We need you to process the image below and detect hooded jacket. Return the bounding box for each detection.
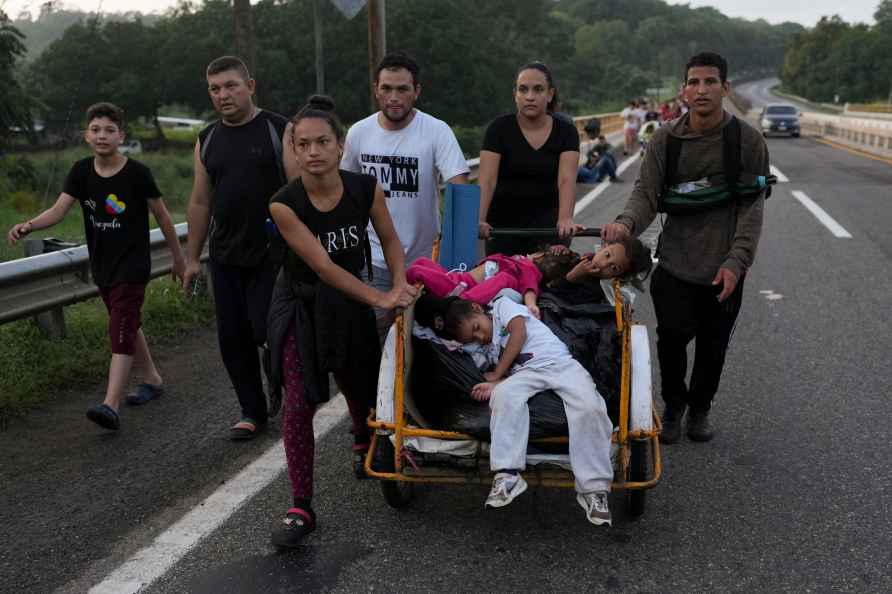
[615,110,768,285]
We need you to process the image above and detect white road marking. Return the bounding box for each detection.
[89,398,349,594]
[791,190,852,238]
[770,165,789,183]
[574,153,641,216]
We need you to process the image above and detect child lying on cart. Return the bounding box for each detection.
[416,294,615,526]
[406,237,651,318]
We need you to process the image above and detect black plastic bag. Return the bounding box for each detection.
[410,337,569,441]
[538,292,621,425]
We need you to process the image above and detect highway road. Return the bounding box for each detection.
[1,83,891,593]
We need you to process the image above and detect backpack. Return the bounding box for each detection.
[199,115,290,268]
[660,116,773,214]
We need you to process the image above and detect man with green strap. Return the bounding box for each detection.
[602,52,769,444]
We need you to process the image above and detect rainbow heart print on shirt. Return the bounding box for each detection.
[105,194,126,215]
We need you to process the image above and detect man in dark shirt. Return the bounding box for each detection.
[182,56,298,440]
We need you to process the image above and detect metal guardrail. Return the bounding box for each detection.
[0,222,202,327]
[2,111,621,330]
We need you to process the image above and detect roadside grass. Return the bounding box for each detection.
[0,277,214,425]
[0,145,193,263]
[0,200,87,263]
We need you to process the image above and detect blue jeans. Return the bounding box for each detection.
[577,155,617,183]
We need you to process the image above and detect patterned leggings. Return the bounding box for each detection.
[281,325,372,501]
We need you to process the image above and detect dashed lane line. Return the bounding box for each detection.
[89,398,349,594]
[791,190,852,239]
[770,164,789,183]
[574,153,641,216]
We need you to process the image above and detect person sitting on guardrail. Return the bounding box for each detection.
[406,237,650,317]
[265,95,416,550]
[478,61,583,256]
[416,293,614,526]
[577,145,620,184]
[7,102,185,431]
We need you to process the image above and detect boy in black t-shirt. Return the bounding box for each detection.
[7,102,185,431]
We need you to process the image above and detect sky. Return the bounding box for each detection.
[0,0,881,27]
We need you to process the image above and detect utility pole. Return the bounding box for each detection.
[313,0,324,93]
[367,0,385,111]
[232,0,256,75]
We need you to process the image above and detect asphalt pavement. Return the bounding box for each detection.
[2,87,891,593]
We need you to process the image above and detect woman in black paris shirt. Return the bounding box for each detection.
[266,96,416,549]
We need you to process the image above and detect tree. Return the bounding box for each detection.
[232,0,255,73]
[0,10,31,150]
[28,17,165,137]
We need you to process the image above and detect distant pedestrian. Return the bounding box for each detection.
[182,56,298,441]
[341,51,469,342]
[478,61,582,256]
[602,52,769,444]
[7,102,185,431]
[621,100,641,155]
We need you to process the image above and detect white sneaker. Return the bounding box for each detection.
[485,472,527,509]
[577,491,612,526]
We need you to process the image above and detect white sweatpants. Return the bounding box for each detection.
[489,358,614,493]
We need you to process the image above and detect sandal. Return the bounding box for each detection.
[271,507,316,549]
[230,418,264,441]
[86,403,120,431]
[125,383,164,406]
[353,442,371,480]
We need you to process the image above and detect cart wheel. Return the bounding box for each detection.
[374,434,415,509]
[381,479,414,509]
[626,439,648,517]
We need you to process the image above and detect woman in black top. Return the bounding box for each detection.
[267,96,416,549]
[478,62,582,255]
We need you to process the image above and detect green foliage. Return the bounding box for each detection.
[0,188,87,263]
[28,16,166,136]
[0,277,215,424]
[451,126,485,158]
[17,0,798,138]
[0,10,34,149]
[782,12,892,103]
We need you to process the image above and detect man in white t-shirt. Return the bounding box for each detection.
[342,51,469,340]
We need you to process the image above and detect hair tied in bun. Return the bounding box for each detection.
[307,94,335,112]
[292,94,344,142]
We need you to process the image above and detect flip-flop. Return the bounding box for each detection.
[86,403,120,431]
[125,383,164,406]
[230,418,264,441]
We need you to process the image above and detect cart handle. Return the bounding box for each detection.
[488,227,602,238]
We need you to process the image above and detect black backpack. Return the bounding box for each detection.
[660,116,772,214]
